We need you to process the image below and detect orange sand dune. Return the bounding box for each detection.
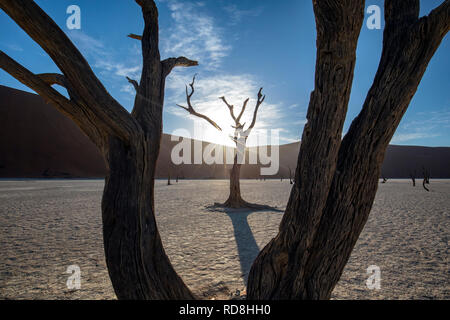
[1,85,449,179]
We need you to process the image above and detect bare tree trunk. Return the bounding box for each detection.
[223,156,244,208]
[422,167,430,191]
[102,137,192,299]
[248,0,449,300]
[0,0,198,300]
[410,172,416,187]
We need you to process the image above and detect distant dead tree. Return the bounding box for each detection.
[178,75,267,208]
[1,0,448,301]
[409,170,416,187]
[422,166,431,191]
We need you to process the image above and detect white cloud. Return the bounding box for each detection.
[2,43,23,52]
[223,4,264,25]
[67,30,105,56]
[161,0,231,69]
[391,132,440,143]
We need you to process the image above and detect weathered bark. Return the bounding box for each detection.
[247,0,365,299]
[0,0,197,299]
[179,79,266,208]
[248,0,449,300]
[223,157,244,208]
[102,137,192,299]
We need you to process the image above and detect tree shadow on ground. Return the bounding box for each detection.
[205,204,283,285]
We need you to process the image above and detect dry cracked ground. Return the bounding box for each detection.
[0,179,448,300]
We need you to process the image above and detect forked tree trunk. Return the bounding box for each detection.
[248,0,449,300]
[102,136,193,299]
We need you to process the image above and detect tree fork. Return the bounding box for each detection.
[248,0,449,300]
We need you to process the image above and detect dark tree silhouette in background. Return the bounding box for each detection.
[422,166,431,191]
[409,170,416,186]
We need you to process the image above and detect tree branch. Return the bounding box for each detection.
[0,0,141,142]
[0,51,104,146]
[418,0,450,38]
[126,77,139,92]
[162,57,198,77]
[37,73,67,88]
[245,88,265,134]
[127,33,143,40]
[177,75,222,131]
[384,0,420,31]
[219,96,238,124]
[236,98,249,124]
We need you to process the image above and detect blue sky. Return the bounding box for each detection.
[0,0,449,146]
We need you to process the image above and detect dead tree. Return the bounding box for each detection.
[178,75,267,208]
[422,166,430,191]
[0,0,198,299]
[409,171,416,187]
[247,0,449,300]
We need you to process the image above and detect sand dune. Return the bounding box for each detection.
[1,85,449,179]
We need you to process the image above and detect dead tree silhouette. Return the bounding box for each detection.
[422,166,431,191]
[178,75,271,209]
[409,170,416,187]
